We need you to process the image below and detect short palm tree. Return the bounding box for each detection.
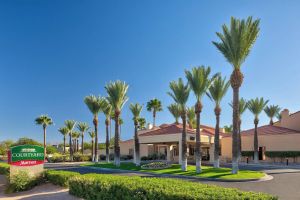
[213,16,260,174]
[58,127,69,154]
[102,99,112,162]
[89,131,95,159]
[208,75,230,168]
[147,98,163,127]
[35,115,53,158]
[129,103,143,166]
[185,66,215,173]
[65,120,76,161]
[77,122,90,154]
[264,105,281,125]
[84,95,105,162]
[168,78,190,171]
[167,103,181,124]
[186,106,196,129]
[138,117,146,130]
[247,98,269,163]
[105,80,129,167]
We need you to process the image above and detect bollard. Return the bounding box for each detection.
[246,157,249,164]
[286,158,289,166]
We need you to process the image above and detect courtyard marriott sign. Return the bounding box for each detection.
[9,145,44,166]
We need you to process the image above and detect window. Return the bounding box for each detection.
[189,145,195,156]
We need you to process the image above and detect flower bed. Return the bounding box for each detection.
[141,161,170,169]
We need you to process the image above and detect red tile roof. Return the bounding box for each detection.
[139,123,224,137]
[230,125,300,137]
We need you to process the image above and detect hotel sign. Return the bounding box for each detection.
[10,145,44,166]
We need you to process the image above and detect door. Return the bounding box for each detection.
[259,146,266,160]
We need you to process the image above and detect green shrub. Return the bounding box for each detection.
[68,173,277,200]
[241,151,254,157]
[265,151,300,158]
[0,163,9,175]
[140,153,166,161]
[120,155,133,160]
[7,170,43,193]
[46,146,59,154]
[73,154,92,162]
[45,170,80,187]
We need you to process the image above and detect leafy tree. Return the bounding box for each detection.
[0,140,14,155]
[84,95,106,162]
[46,146,58,154]
[129,103,143,166]
[213,16,260,174]
[168,78,190,171]
[167,103,181,124]
[185,66,216,173]
[12,137,42,147]
[208,75,230,168]
[77,122,90,154]
[146,98,163,127]
[105,80,129,167]
[65,120,76,161]
[264,105,281,125]
[247,98,269,163]
[35,115,53,158]
[58,127,69,154]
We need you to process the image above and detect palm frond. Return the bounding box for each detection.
[129,103,143,121]
[208,75,230,106]
[168,78,190,110]
[264,105,281,119]
[58,127,69,136]
[105,80,129,112]
[35,115,53,127]
[84,95,106,116]
[167,103,181,123]
[247,97,269,118]
[77,122,90,133]
[146,98,163,112]
[64,120,76,134]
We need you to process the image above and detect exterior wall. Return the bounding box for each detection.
[221,134,300,161]
[276,110,300,131]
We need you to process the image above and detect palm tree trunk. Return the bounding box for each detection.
[114,111,121,166]
[181,112,187,171]
[134,122,140,166]
[106,120,110,162]
[232,86,239,174]
[77,139,79,153]
[195,102,202,173]
[214,107,220,168]
[91,139,94,160]
[153,111,156,127]
[43,126,46,160]
[63,136,66,154]
[238,119,242,161]
[81,134,84,154]
[254,118,259,163]
[69,133,73,161]
[94,118,99,162]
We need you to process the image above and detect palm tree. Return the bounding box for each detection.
[89,131,95,160]
[167,103,181,124]
[35,115,53,158]
[58,127,69,154]
[72,132,79,152]
[129,103,143,166]
[224,125,233,133]
[208,75,230,168]
[186,106,196,129]
[146,98,163,127]
[138,118,146,130]
[247,98,269,163]
[105,80,129,167]
[65,120,76,161]
[264,105,281,125]
[168,78,190,171]
[84,95,105,162]
[119,118,124,138]
[185,66,215,173]
[77,122,89,154]
[213,17,260,174]
[102,99,112,162]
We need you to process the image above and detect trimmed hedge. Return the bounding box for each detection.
[44,170,80,187]
[67,173,277,200]
[0,162,9,175]
[241,151,254,157]
[265,151,300,158]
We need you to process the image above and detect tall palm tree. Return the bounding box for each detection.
[129,103,143,166]
[146,98,163,127]
[186,106,196,129]
[72,132,80,152]
[264,105,281,125]
[35,115,53,158]
[102,99,112,162]
[138,117,146,130]
[185,66,215,173]
[89,131,95,160]
[119,118,124,138]
[77,122,89,154]
[105,80,129,167]
[213,16,260,174]
[65,120,76,161]
[208,75,230,168]
[58,127,69,154]
[84,95,105,162]
[167,103,181,124]
[168,78,190,171]
[247,98,269,163]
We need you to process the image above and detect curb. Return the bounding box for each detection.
[83,166,273,183]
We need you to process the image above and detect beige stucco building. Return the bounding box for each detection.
[221,109,300,163]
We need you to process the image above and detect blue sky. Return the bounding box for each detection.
[1,1,300,144]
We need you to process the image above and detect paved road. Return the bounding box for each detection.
[48,164,300,200]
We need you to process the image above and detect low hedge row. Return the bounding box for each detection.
[241,151,254,157]
[241,151,300,158]
[0,162,9,175]
[42,172,277,200]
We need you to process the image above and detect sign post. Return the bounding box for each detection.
[9,145,45,178]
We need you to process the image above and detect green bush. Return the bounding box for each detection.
[47,153,69,163]
[7,170,43,193]
[140,153,166,161]
[45,170,80,187]
[73,154,92,162]
[265,151,300,158]
[0,163,9,175]
[68,173,277,200]
[241,151,254,157]
[46,146,59,154]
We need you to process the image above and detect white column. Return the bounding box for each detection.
[209,144,214,163]
[178,140,182,164]
[167,145,173,162]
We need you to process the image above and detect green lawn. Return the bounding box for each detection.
[81,162,265,180]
